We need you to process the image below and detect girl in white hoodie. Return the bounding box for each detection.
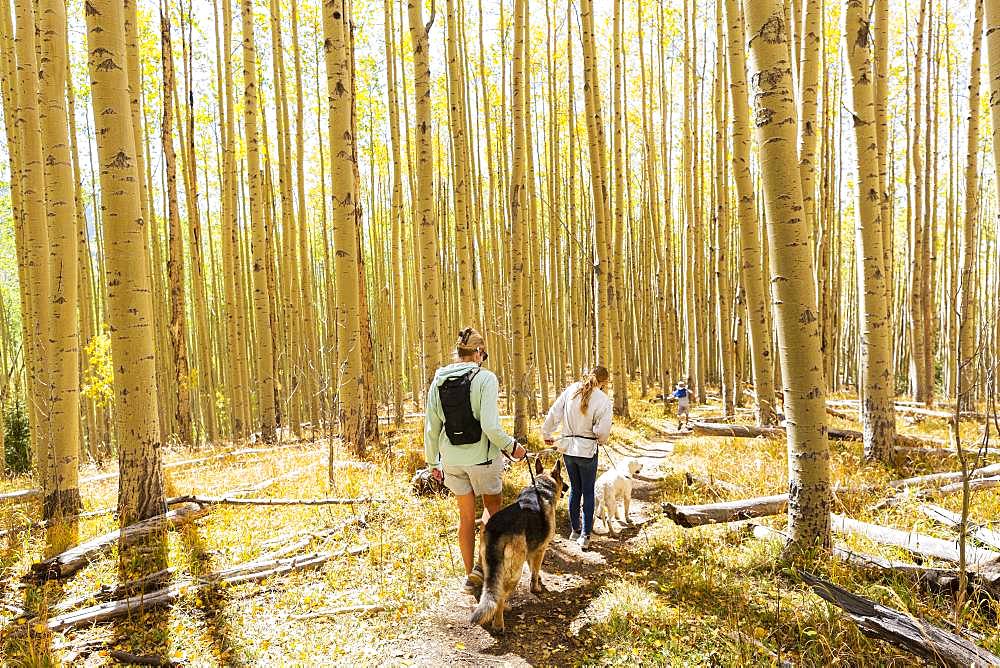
[541,366,613,548]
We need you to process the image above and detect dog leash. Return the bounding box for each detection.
[502,443,543,512]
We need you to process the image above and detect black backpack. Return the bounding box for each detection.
[438,368,482,445]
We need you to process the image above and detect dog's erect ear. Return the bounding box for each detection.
[534,456,544,476]
[552,459,563,480]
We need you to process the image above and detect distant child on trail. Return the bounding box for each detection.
[424,327,527,596]
[672,381,691,431]
[541,366,613,549]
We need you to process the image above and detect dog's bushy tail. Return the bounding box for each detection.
[470,537,508,627]
[470,588,498,627]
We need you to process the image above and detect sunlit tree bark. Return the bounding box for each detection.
[241,0,278,442]
[843,0,897,462]
[745,0,830,552]
[84,0,166,526]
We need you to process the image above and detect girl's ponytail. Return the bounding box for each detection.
[573,366,610,414]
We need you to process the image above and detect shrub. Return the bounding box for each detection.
[4,401,31,475]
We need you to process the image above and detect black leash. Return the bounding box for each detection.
[502,444,543,511]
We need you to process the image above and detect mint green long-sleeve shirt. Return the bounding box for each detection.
[424,362,516,468]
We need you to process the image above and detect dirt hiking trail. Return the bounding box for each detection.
[379,433,682,667]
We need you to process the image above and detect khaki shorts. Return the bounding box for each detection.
[442,457,504,497]
[677,399,690,415]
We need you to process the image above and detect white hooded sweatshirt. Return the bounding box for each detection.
[541,381,613,458]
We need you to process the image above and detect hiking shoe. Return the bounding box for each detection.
[577,534,591,550]
[569,530,581,541]
[463,565,484,596]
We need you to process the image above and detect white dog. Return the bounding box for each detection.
[593,457,642,535]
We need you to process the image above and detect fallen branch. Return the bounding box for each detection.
[52,568,177,614]
[889,463,1000,490]
[168,495,381,507]
[0,488,41,504]
[691,422,784,438]
[28,504,209,581]
[44,544,370,633]
[750,523,1000,601]
[289,603,386,620]
[919,504,1000,551]
[939,476,1000,496]
[827,399,984,423]
[831,514,1000,567]
[691,422,944,451]
[800,570,1000,667]
[662,494,789,528]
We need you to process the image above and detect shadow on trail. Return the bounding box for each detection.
[455,472,674,665]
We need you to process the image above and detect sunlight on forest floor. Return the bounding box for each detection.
[1,388,1000,666]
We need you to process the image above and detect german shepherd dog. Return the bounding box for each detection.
[470,458,565,634]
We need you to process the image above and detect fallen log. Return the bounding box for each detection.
[53,568,177,614]
[919,504,1000,551]
[889,463,1000,490]
[0,488,42,504]
[691,422,944,451]
[831,514,1000,567]
[691,422,784,438]
[939,476,1000,496]
[800,570,1000,667]
[44,544,370,633]
[750,523,1000,601]
[828,398,984,422]
[662,494,789,528]
[168,495,381,507]
[28,503,209,581]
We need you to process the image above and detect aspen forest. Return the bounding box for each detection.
[6,0,1000,664]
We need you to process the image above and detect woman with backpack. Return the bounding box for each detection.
[424,327,526,596]
[541,366,613,549]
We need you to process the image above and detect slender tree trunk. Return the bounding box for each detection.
[609,0,629,416]
[241,0,277,443]
[323,0,366,460]
[13,0,51,484]
[714,0,734,417]
[959,0,984,412]
[160,9,193,449]
[745,0,831,552]
[509,0,529,439]
[724,0,777,425]
[843,0,897,462]
[909,0,929,404]
[873,0,893,350]
[84,0,166,526]
[445,0,475,325]
[580,0,613,371]
[408,0,445,383]
[37,0,81,527]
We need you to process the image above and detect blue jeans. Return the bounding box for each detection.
[563,453,598,536]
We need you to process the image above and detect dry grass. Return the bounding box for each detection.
[0,390,999,666]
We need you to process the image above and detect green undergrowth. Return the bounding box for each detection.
[0,390,998,665]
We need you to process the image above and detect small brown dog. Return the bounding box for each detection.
[470,458,565,634]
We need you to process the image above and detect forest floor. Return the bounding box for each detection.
[1,389,999,666]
